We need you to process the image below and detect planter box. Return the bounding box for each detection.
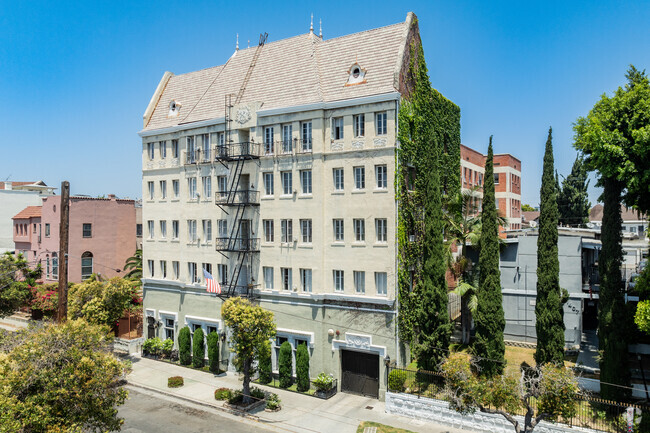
[225,397,266,412]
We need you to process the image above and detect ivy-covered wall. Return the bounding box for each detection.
[396,42,461,348]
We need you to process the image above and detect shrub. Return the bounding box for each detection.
[178,326,191,365]
[142,337,163,356]
[207,331,220,373]
[227,390,243,405]
[167,376,184,388]
[313,372,334,391]
[266,393,281,410]
[249,387,265,400]
[388,369,408,392]
[278,341,293,388]
[214,387,232,401]
[295,343,310,392]
[162,338,173,358]
[192,328,205,368]
[257,339,272,384]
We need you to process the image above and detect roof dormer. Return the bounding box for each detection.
[345,63,367,86]
[168,100,181,117]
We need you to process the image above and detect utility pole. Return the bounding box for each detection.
[57,181,70,323]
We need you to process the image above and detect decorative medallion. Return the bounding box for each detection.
[373,138,387,147]
[235,107,252,125]
[331,142,344,151]
[351,140,364,150]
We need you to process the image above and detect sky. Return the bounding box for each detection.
[1,0,649,206]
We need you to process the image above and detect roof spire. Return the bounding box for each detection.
[319,19,322,38]
[247,39,250,48]
[236,33,239,51]
[310,13,314,34]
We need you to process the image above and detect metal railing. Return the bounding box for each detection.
[215,237,260,252]
[214,142,260,160]
[214,190,260,205]
[253,372,338,399]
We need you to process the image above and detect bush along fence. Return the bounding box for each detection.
[141,335,229,373]
[386,365,649,433]
[253,371,338,400]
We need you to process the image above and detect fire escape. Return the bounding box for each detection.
[213,33,267,299]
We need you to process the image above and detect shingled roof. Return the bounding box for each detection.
[142,13,416,132]
[12,206,42,220]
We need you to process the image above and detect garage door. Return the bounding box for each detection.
[341,350,379,398]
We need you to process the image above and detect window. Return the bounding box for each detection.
[281,219,293,243]
[263,267,274,290]
[333,168,344,191]
[160,180,167,199]
[353,114,365,137]
[264,126,274,155]
[353,219,365,241]
[82,223,92,238]
[160,220,167,239]
[186,136,196,163]
[172,139,179,158]
[81,252,93,280]
[300,269,312,292]
[354,166,365,189]
[281,171,292,195]
[45,223,50,237]
[147,259,154,278]
[52,253,58,279]
[354,271,365,294]
[332,117,344,140]
[202,176,212,199]
[263,172,274,196]
[375,272,387,295]
[147,142,154,160]
[160,260,167,278]
[172,179,180,198]
[148,181,154,200]
[375,165,387,189]
[187,220,197,242]
[281,267,292,291]
[263,220,274,242]
[301,121,312,151]
[217,176,227,196]
[172,261,180,279]
[300,170,312,194]
[217,264,228,285]
[333,219,344,242]
[282,124,293,154]
[376,112,387,135]
[159,141,167,159]
[203,263,212,280]
[478,173,483,186]
[188,177,197,199]
[188,262,198,283]
[202,134,210,161]
[163,317,175,340]
[202,220,212,242]
[172,220,179,239]
[333,270,344,292]
[300,219,312,243]
[136,224,142,237]
[217,219,228,237]
[46,256,50,279]
[494,173,500,184]
[147,220,154,239]
[375,218,387,243]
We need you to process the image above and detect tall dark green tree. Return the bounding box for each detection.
[573,65,650,400]
[558,155,591,227]
[473,137,505,377]
[534,128,565,366]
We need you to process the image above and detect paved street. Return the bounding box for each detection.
[120,388,272,433]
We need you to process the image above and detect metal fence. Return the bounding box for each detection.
[253,372,338,399]
[387,366,648,433]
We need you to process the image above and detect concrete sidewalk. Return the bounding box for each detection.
[127,355,463,433]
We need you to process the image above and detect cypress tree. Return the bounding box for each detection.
[207,331,219,373]
[192,327,205,368]
[473,137,506,377]
[278,341,293,388]
[178,326,191,366]
[257,340,272,384]
[558,155,591,227]
[534,128,565,366]
[295,343,310,392]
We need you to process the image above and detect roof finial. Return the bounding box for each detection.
[319,19,322,38]
[236,33,239,51]
[310,13,314,34]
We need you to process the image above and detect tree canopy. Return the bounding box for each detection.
[557,154,591,227]
[0,252,41,318]
[68,277,140,327]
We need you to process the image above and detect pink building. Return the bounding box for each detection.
[13,195,137,284]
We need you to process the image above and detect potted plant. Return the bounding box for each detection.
[313,372,335,399]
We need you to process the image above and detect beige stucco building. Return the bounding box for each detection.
[139,13,429,399]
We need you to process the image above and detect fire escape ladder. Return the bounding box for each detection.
[235,32,268,105]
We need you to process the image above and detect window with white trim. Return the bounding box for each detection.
[354,271,365,294]
[147,220,154,239]
[188,262,198,283]
[217,176,227,196]
[300,268,312,292]
[333,168,344,191]
[147,142,154,160]
[333,219,344,242]
[160,260,167,279]
[333,270,344,292]
[263,219,274,242]
[188,177,197,199]
[159,141,167,159]
[172,179,180,198]
[263,267,274,290]
[281,267,292,291]
[217,219,228,237]
[301,121,312,151]
[300,170,312,194]
[332,117,344,140]
[186,136,196,163]
[264,126,274,155]
[353,218,365,242]
[81,252,93,280]
[281,219,292,243]
[375,218,387,243]
[83,223,92,238]
[375,165,387,189]
[187,220,197,243]
[202,219,212,242]
[148,181,154,200]
[172,220,179,240]
[263,172,274,196]
[163,316,175,340]
[202,134,210,161]
[375,112,387,135]
[281,171,292,195]
[160,180,167,199]
[172,139,179,159]
[202,176,211,198]
[217,264,228,285]
[353,114,365,137]
[354,166,365,189]
[148,259,154,278]
[172,261,179,279]
[300,219,312,243]
[159,220,167,239]
[375,272,387,295]
[494,173,500,184]
[282,124,293,154]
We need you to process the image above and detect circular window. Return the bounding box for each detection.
[352,67,360,78]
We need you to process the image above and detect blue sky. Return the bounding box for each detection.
[1,0,649,205]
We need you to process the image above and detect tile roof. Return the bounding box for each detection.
[143,16,412,131]
[522,211,540,222]
[12,206,42,219]
[589,204,647,222]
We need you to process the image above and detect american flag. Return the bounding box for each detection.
[203,269,221,294]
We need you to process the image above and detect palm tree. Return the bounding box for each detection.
[123,249,142,281]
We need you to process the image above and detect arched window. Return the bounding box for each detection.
[52,253,58,279]
[46,255,50,279]
[81,252,93,280]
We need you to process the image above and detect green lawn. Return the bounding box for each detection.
[356,421,416,433]
[253,379,316,396]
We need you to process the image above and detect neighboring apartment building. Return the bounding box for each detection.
[0,181,55,252]
[139,13,444,399]
[589,204,649,240]
[460,144,522,230]
[13,195,137,284]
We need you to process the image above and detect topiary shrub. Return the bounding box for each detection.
[313,372,334,391]
[142,337,163,356]
[167,376,184,388]
[266,393,281,411]
[257,339,272,384]
[178,326,191,366]
[214,387,232,400]
[295,343,310,392]
[278,341,293,388]
[388,369,408,392]
[192,328,205,368]
[207,331,220,373]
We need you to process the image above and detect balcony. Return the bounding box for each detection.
[273,139,313,156]
[215,237,260,252]
[214,190,260,205]
[214,142,260,161]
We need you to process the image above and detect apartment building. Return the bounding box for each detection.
[139,13,446,400]
[460,144,522,230]
[13,195,137,284]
